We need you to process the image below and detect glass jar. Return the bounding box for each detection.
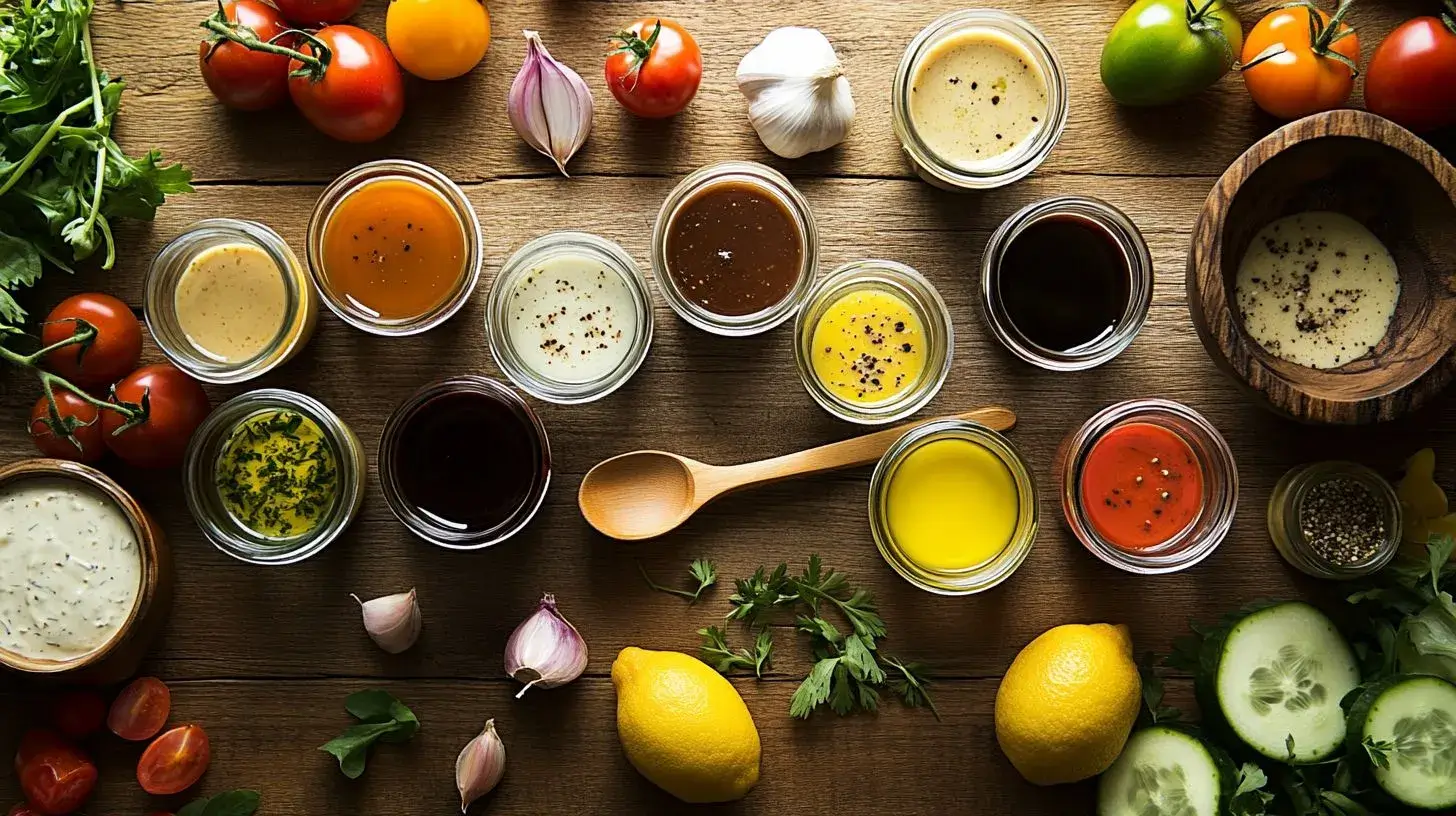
[1056,399,1238,575]
[1268,461,1402,580]
[145,219,317,384]
[487,232,654,404]
[794,260,954,425]
[651,161,819,336]
[891,9,1069,191]
[183,390,366,565]
[980,196,1153,371]
[306,159,482,336]
[869,419,1039,595]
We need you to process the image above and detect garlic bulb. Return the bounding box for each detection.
[456,719,505,813]
[504,593,587,698]
[736,27,855,159]
[508,30,593,176]
[352,589,421,654]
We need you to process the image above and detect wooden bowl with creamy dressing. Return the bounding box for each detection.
[1188,110,1456,424]
[0,459,172,684]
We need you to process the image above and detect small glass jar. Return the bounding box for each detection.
[306,159,482,336]
[870,420,1039,594]
[1268,461,1402,580]
[1056,399,1238,575]
[891,9,1069,191]
[145,219,317,384]
[794,260,954,424]
[487,232,654,404]
[651,161,819,336]
[183,390,366,565]
[980,196,1153,371]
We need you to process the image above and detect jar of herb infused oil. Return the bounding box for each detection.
[1268,461,1402,580]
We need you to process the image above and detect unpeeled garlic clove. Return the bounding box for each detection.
[504,593,588,697]
[352,589,422,654]
[508,30,593,175]
[456,719,505,813]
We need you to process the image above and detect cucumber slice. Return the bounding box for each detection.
[1211,601,1359,763]
[1351,675,1456,811]
[1097,726,1227,816]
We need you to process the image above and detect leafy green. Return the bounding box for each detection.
[0,0,190,323]
[176,790,262,816]
[1229,763,1275,816]
[698,624,772,677]
[319,690,420,779]
[1348,536,1456,683]
[639,557,717,604]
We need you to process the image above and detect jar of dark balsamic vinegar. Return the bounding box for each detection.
[980,196,1153,371]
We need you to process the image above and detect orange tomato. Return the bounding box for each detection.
[137,725,210,796]
[1241,2,1359,119]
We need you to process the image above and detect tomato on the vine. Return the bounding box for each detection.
[288,26,405,143]
[49,690,108,740]
[272,0,362,26]
[29,391,103,463]
[41,293,142,389]
[1241,1,1359,120]
[137,725,211,796]
[386,0,490,81]
[108,676,172,742]
[1365,4,1456,133]
[101,364,211,469]
[199,0,295,111]
[14,729,97,816]
[605,18,702,118]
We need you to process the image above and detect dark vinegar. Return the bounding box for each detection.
[997,214,1132,353]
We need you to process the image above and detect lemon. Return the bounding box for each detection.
[611,647,761,803]
[994,623,1141,786]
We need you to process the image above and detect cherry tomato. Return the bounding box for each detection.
[14,730,97,816]
[272,0,361,26]
[107,676,172,741]
[100,364,211,469]
[29,391,104,463]
[41,294,142,389]
[1241,3,1360,120]
[385,0,490,81]
[137,725,211,796]
[199,0,294,111]
[49,690,107,740]
[1365,9,1456,133]
[288,26,405,143]
[605,18,702,118]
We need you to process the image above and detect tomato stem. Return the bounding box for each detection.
[0,322,145,450]
[199,1,329,80]
[607,19,661,93]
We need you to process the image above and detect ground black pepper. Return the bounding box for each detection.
[1298,476,1388,566]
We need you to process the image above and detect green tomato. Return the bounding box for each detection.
[1100,0,1243,106]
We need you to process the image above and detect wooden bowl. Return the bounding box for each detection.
[0,459,173,685]
[1188,110,1456,424]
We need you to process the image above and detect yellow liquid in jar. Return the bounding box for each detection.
[175,243,288,363]
[908,30,1049,168]
[886,438,1019,572]
[810,289,926,405]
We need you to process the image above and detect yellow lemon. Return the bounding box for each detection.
[994,623,1141,786]
[611,647,761,803]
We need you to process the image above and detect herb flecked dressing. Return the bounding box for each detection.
[216,409,339,539]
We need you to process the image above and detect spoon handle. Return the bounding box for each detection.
[707,407,1017,497]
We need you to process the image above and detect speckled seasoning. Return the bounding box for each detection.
[1299,475,1387,567]
[505,254,639,384]
[810,288,926,405]
[908,29,1048,168]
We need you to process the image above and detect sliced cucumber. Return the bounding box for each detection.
[1350,675,1456,811]
[1097,726,1228,816]
[1210,601,1359,763]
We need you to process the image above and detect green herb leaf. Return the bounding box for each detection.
[344,689,400,723]
[884,656,939,720]
[177,798,211,816]
[201,790,263,816]
[698,625,774,678]
[790,657,839,719]
[1228,763,1274,816]
[639,557,717,604]
[320,690,420,779]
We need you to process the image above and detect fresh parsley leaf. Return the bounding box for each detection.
[790,657,839,719]
[1362,735,1393,770]
[884,657,939,720]
[1228,763,1274,816]
[1136,651,1181,725]
[727,563,792,626]
[639,558,717,604]
[698,625,773,677]
[320,690,420,778]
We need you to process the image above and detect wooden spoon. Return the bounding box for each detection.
[578,407,1016,541]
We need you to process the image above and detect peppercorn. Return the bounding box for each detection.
[1298,476,1388,567]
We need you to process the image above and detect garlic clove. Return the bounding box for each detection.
[352,589,422,654]
[736,27,855,159]
[456,719,505,813]
[508,30,593,176]
[504,593,588,698]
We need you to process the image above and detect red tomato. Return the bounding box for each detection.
[49,690,108,740]
[1365,11,1456,133]
[107,676,172,741]
[100,364,211,469]
[137,725,211,796]
[288,26,405,143]
[605,18,702,118]
[14,730,97,816]
[199,0,294,111]
[41,294,142,389]
[272,0,362,26]
[29,391,104,463]
[8,805,43,816]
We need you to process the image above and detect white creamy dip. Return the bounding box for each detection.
[504,254,640,384]
[0,478,142,662]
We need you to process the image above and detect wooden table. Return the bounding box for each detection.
[3,1,1454,813]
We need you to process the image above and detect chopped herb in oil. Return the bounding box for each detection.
[216,409,338,539]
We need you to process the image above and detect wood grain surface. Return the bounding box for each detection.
[2,0,1455,814]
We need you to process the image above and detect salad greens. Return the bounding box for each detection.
[177,790,263,816]
[318,689,420,779]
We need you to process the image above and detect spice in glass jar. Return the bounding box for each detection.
[1299,476,1388,567]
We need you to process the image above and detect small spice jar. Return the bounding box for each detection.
[1268,461,1402,580]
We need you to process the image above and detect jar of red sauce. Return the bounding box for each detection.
[1055,399,1238,574]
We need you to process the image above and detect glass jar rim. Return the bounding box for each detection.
[651,161,819,336]
[794,259,954,425]
[306,159,483,337]
[980,196,1154,371]
[892,9,1070,190]
[487,231,655,405]
[183,389,364,565]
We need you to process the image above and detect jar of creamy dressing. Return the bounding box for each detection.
[145,219,318,384]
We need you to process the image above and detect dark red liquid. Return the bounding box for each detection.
[997,214,1131,353]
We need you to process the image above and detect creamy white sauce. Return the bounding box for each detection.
[0,478,142,662]
[1235,211,1400,370]
[505,254,640,384]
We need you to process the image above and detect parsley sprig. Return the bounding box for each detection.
[638,557,717,604]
